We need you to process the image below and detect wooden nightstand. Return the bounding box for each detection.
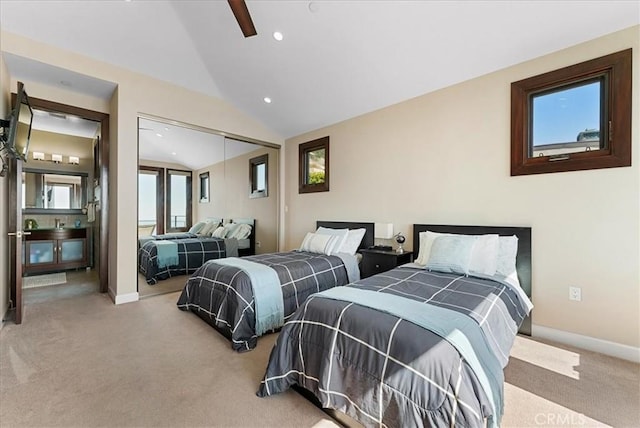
[360,249,413,279]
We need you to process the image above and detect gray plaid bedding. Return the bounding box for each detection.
[257,266,530,428]
[176,251,351,352]
[138,237,226,284]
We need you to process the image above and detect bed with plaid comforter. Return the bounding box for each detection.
[176,251,355,352]
[257,266,531,428]
[138,237,226,285]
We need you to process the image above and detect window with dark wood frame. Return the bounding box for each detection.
[138,166,164,235]
[249,154,268,199]
[199,171,210,203]
[299,136,329,194]
[511,49,631,176]
[166,169,192,232]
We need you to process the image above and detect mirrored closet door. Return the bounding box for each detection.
[137,117,279,298]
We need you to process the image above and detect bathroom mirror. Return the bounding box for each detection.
[22,169,88,213]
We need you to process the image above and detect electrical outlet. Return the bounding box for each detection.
[256,241,261,248]
[569,286,582,301]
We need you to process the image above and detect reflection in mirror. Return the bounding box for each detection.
[249,154,268,198]
[137,117,279,298]
[531,78,604,158]
[22,170,87,210]
[199,172,210,203]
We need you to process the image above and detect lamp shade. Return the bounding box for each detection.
[374,223,394,240]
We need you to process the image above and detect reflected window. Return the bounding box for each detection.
[166,169,192,231]
[299,136,329,193]
[138,166,164,235]
[199,172,210,203]
[249,154,268,198]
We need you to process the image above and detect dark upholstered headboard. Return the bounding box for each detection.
[412,224,532,336]
[316,221,375,251]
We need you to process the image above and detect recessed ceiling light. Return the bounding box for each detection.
[164,127,169,131]
[273,31,283,41]
[156,133,163,137]
[263,97,272,104]
[171,152,177,156]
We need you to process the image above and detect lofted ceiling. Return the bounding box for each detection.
[0,1,638,140]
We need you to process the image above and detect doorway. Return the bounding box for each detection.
[9,95,109,318]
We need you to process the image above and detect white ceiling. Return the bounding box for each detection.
[138,118,261,170]
[1,0,638,140]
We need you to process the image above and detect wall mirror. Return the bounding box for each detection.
[511,49,631,176]
[22,169,88,213]
[137,116,279,297]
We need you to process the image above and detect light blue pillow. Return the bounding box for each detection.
[425,235,477,275]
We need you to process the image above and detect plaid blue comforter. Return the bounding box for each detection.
[138,237,226,284]
[176,251,352,352]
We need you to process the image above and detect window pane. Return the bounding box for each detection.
[531,80,602,157]
[138,172,157,229]
[170,174,187,228]
[256,163,266,191]
[307,148,325,184]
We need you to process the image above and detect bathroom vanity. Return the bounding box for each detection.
[23,227,90,275]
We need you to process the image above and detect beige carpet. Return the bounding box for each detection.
[1,290,638,427]
[137,273,187,299]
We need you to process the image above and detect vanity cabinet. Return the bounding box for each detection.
[23,228,89,274]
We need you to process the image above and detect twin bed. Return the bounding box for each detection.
[176,221,375,351]
[173,221,533,427]
[137,218,255,285]
[257,224,532,428]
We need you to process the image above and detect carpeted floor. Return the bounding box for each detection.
[1,289,638,427]
[137,273,187,299]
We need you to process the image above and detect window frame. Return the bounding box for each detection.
[166,168,192,232]
[298,136,330,194]
[249,153,268,199]
[138,166,164,235]
[199,171,210,203]
[510,49,631,176]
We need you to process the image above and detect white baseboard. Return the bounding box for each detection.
[108,288,139,305]
[532,324,640,364]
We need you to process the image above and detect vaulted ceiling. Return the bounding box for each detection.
[1,1,638,139]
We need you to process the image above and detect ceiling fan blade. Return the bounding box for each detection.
[228,0,257,38]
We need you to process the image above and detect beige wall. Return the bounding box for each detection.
[1,31,283,303]
[0,54,10,321]
[284,26,640,348]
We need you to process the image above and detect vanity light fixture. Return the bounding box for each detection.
[51,154,63,163]
[273,31,283,41]
[32,152,45,161]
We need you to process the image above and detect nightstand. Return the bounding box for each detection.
[360,249,413,279]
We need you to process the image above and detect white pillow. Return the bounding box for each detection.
[315,227,349,255]
[339,228,366,255]
[299,232,340,255]
[469,234,499,276]
[198,221,218,236]
[188,221,207,234]
[496,235,519,278]
[211,226,226,238]
[229,223,252,240]
[416,231,447,265]
[417,231,499,276]
[223,223,241,238]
